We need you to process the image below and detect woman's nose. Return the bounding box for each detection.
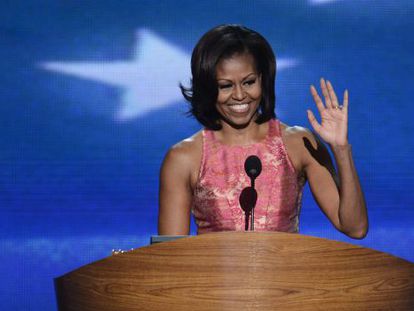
[232,84,246,101]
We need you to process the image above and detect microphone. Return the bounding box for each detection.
[239,187,258,231]
[240,155,262,231]
[245,155,262,180]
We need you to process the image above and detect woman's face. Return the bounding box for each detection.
[215,53,262,129]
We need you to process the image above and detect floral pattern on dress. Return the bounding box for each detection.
[192,119,305,234]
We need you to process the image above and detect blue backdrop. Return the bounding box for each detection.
[1,1,413,310]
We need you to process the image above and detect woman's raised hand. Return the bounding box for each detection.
[307,78,349,147]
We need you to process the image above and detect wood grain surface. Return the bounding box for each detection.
[55,231,414,311]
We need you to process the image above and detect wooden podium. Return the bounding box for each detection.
[55,232,414,310]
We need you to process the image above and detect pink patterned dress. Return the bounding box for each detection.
[192,119,306,234]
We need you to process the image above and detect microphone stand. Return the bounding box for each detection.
[250,177,255,231]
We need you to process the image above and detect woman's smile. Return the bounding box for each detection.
[227,102,251,113]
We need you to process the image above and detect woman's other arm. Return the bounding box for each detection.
[158,137,200,235]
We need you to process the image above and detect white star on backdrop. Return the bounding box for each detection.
[39,28,298,122]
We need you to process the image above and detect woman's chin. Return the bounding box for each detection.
[221,113,258,129]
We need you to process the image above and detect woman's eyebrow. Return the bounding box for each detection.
[243,73,257,80]
[217,73,257,82]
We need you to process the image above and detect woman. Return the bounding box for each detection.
[158,24,368,238]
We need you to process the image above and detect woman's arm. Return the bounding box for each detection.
[303,78,368,239]
[158,141,195,235]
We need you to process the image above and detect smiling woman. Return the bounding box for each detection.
[215,54,262,130]
[158,24,368,239]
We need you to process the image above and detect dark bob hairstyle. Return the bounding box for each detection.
[180,24,276,130]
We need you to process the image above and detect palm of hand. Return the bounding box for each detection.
[307,78,349,147]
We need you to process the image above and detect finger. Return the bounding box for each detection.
[310,85,325,113]
[343,89,349,111]
[307,109,322,135]
[326,80,339,107]
[320,78,333,108]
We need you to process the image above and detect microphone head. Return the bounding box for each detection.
[244,155,262,179]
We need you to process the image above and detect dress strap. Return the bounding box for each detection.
[270,118,281,137]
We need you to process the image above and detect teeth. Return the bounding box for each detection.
[228,103,249,113]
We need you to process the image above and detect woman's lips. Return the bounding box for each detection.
[227,102,250,113]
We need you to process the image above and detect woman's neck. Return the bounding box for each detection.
[215,120,268,146]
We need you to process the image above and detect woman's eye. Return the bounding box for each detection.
[219,84,232,90]
[244,79,256,86]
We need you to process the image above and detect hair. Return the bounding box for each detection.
[180,24,276,130]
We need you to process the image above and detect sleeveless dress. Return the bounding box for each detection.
[191,119,306,234]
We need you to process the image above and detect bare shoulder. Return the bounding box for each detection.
[161,130,203,188]
[278,121,319,172]
[163,130,203,167]
[280,122,317,149]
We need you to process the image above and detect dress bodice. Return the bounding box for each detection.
[192,119,306,234]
